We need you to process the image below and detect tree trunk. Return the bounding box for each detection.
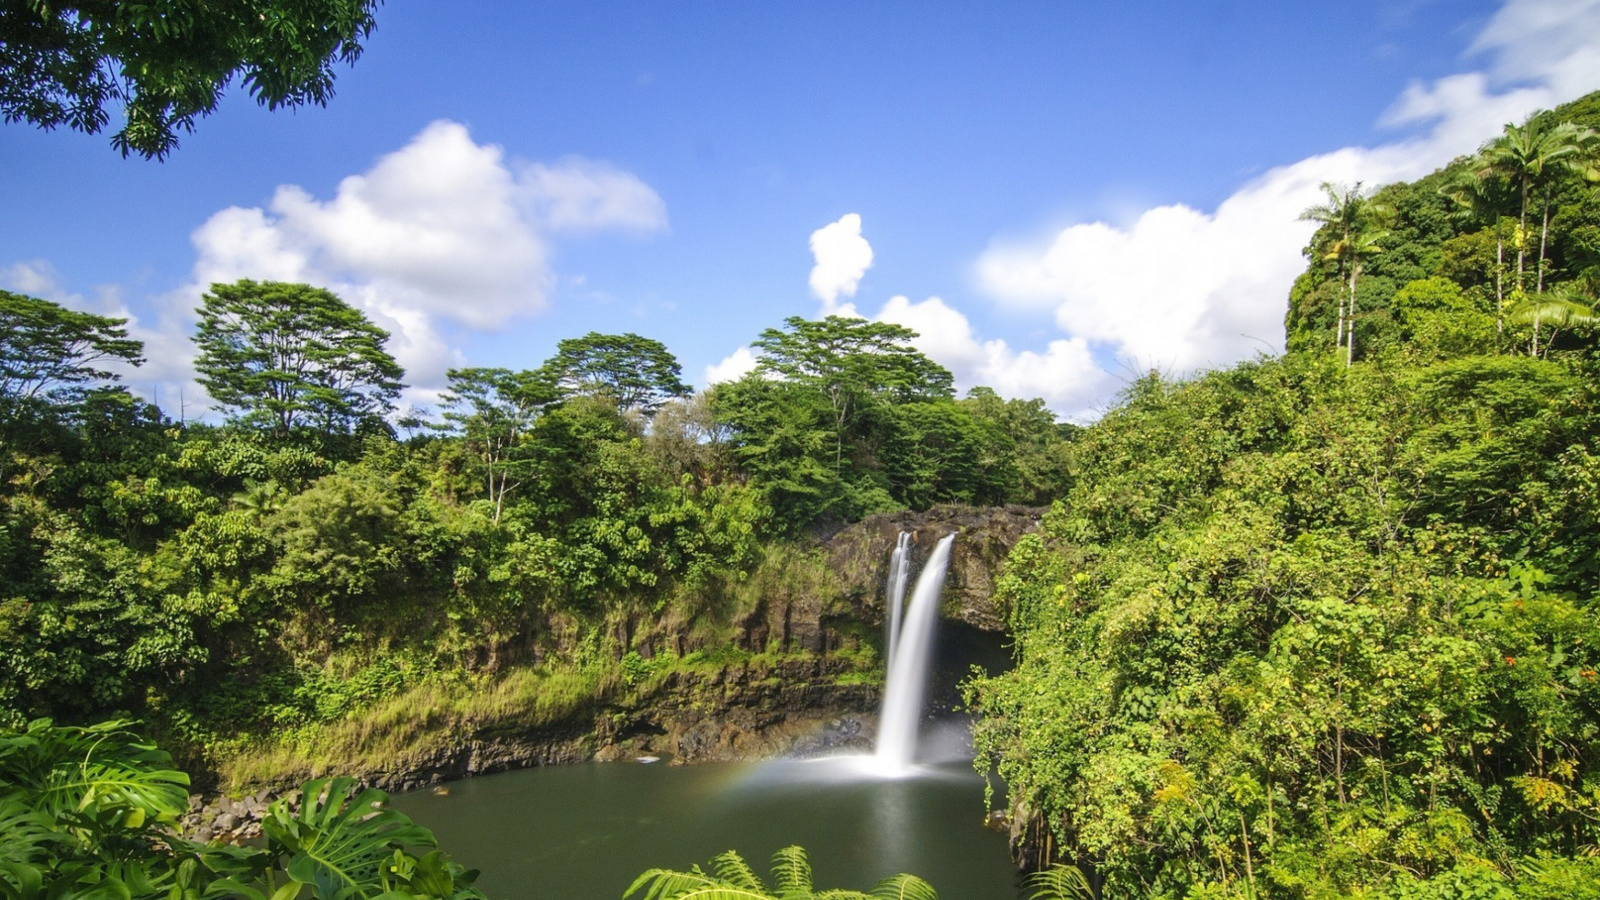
[1495,224,1505,334]
[1517,179,1530,293]
[1346,264,1360,367]
[1537,195,1551,294]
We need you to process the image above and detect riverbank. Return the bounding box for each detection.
[181,650,880,842]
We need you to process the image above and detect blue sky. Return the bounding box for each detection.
[5,0,1599,420]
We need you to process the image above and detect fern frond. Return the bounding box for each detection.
[710,850,765,892]
[1025,864,1093,900]
[867,873,939,900]
[625,867,726,900]
[769,845,813,896]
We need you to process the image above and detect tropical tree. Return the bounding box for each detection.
[751,315,953,467]
[1299,182,1389,364]
[0,0,381,159]
[627,845,937,900]
[1474,114,1600,294]
[441,367,556,522]
[540,332,689,414]
[0,290,143,418]
[1506,283,1598,356]
[194,280,404,439]
[1439,166,1515,322]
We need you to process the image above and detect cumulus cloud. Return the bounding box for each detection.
[704,346,761,385]
[876,295,1110,421]
[976,0,1600,376]
[170,119,667,407]
[809,213,874,313]
[520,158,669,234]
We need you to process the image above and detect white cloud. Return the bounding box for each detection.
[876,295,1110,421]
[704,346,761,384]
[976,0,1600,378]
[1472,0,1600,100]
[809,213,874,313]
[520,158,669,234]
[174,119,666,407]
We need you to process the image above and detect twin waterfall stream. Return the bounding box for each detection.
[874,532,956,774]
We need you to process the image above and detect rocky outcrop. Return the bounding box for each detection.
[825,505,1043,632]
[594,657,877,763]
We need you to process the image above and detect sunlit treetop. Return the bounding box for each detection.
[0,0,381,159]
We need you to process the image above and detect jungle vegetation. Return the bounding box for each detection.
[0,277,1074,780]
[966,94,1600,898]
[6,76,1600,900]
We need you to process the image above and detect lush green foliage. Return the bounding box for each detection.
[0,289,143,425]
[0,280,1069,784]
[714,316,1065,528]
[540,331,691,413]
[970,91,1600,899]
[1287,99,1600,363]
[194,280,404,439]
[0,718,487,900]
[0,0,381,158]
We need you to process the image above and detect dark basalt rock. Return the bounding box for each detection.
[824,504,1044,632]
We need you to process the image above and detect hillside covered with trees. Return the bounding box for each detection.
[965,92,1600,898]
[0,274,1075,785]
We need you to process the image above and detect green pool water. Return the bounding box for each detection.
[391,751,1020,900]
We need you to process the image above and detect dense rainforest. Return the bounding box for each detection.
[966,93,1600,898]
[7,85,1600,899]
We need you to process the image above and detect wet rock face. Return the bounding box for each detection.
[824,505,1043,632]
[596,658,879,764]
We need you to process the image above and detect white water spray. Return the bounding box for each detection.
[875,533,955,771]
[883,532,911,672]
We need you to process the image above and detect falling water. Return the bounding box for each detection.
[875,533,956,771]
[883,532,912,672]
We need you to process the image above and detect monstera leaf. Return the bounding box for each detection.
[260,777,485,900]
[625,845,938,900]
[0,719,189,831]
[0,722,488,900]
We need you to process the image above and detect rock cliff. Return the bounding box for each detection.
[824,504,1043,632]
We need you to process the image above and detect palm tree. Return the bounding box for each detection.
[626,845,939,900]
[1440,166,1515,328]
[1474,115,1600,294]
[1299,182,1389,365]
[231,478,287,518]
[1506,284,1598,357]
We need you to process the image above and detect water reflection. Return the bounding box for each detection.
[393,757,1018,899]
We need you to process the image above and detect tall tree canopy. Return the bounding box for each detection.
[194,280,403,438]
[751,315,953,464]
[540,331,689,414]
[713,316,962,528]
[440,367,556,523]
[0,0,380,159]
[751,316,953,402]
[1475,113,1599,294]
[1299,182,1389,364]
[0,290,142,416]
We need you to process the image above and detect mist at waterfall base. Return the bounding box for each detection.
[392,533,1017,898]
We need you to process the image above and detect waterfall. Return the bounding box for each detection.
[875,533,955,771]
[883,532,912,672]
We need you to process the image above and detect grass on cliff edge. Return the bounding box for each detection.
[214,647,881,793]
